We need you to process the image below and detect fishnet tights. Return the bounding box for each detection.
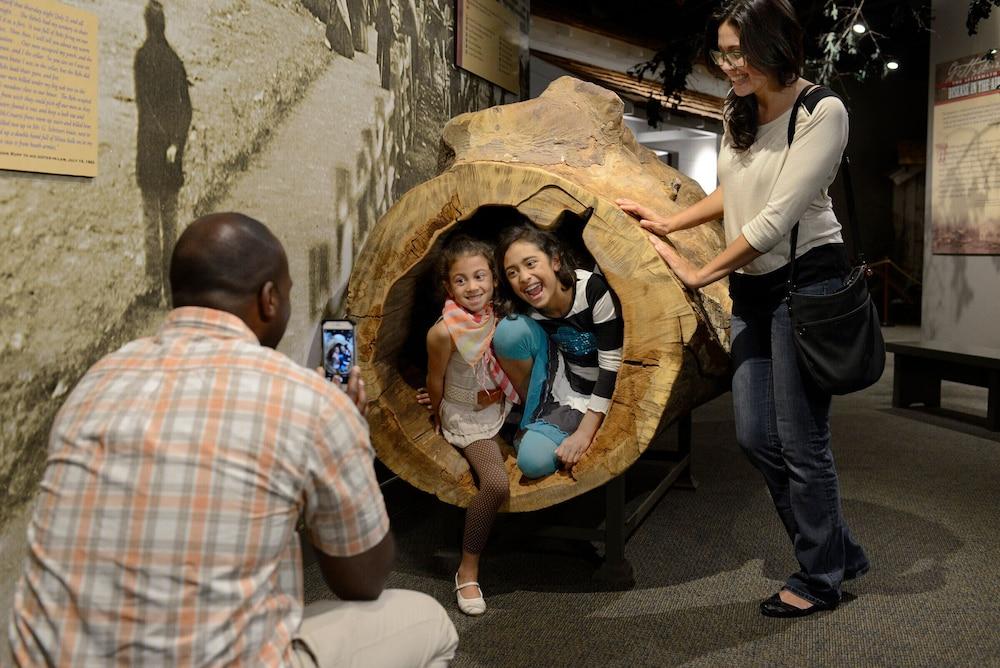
[461,438,509,554]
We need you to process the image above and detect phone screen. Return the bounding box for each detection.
[322,320,355,384]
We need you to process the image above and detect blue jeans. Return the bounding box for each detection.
[731,277,869,605]
[493,316,565,479]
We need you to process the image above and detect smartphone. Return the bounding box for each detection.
[321,319,355,385]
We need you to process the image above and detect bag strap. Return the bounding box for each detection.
[840,152,864,265]
[785,84,864,292]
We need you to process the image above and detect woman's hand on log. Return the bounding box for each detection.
[616,198,672,236]
[647,233,702,290]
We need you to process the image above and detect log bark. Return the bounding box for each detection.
[346,76,731,512]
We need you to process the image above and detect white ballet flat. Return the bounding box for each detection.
[454,573,486,616]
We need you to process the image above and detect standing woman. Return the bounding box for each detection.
[618,0,868,617]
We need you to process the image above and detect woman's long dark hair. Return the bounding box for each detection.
[494,224,576,314]
[704,0,804,152]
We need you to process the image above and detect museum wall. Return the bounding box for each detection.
[0,0,516,544]
[921,0,999,346]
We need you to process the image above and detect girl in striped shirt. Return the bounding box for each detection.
[494,225,624,479]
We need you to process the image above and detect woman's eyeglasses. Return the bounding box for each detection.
[709,49,746,68]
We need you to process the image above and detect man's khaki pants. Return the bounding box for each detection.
[290,589,458,667]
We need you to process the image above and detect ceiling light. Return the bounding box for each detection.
[852,23,867,34]
[886,60,900,70]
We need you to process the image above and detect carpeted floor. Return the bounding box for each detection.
[304,327,1000,667]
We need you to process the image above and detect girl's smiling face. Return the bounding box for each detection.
[445,252,494,315]
[503,240,562,313]
[717,21,771,98]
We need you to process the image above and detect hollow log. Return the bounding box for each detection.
[346,76,732,512]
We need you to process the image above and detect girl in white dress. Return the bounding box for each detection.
[425,235,518,616]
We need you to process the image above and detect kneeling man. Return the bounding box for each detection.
[9,213,457,667]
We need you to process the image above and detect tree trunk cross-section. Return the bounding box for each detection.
[346,77,732,512]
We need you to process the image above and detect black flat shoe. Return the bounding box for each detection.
[759,593,838,618]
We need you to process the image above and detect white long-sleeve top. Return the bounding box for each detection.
[718,94,848,275]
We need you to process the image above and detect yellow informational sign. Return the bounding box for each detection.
[930,50,1000,255]
[0,0,99,177]
[456,0,527,96]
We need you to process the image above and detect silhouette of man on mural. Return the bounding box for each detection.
[135,0,192,305]
[375,0,393,90]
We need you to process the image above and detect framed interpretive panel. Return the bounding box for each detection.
[0,0,99,177]
[455,0,528,96]
[930,49,999,255]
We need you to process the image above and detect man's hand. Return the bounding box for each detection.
[647,233,703,290]
[345,366,367,417]
[166,144,178,164]
[617,198,672,236]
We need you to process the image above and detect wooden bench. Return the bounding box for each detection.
[886,341,1000,431]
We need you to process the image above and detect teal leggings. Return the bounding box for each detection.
[515,431,562,479]
[493,316,565,479]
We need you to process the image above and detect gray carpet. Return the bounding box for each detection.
[305,327,1000,666]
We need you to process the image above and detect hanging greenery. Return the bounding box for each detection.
[967,0,1000,34]
[809,0,931,85]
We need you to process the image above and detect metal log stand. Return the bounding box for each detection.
[531,412,696,589]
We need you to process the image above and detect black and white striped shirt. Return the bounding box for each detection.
[530,269,624,414]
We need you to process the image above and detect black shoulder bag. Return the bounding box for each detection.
[785,85,886,395]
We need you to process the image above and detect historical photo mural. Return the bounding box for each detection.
[0,0,527,535]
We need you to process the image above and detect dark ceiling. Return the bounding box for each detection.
[532,0,726,50]
[531,0,931,76]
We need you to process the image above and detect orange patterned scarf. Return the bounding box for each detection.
[441,299,519,405]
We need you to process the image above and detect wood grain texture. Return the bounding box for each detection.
[346,77,731,512]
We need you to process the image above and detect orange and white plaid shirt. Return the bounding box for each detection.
[8,307,389,667]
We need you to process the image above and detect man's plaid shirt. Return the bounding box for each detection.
[9,307,389,666]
